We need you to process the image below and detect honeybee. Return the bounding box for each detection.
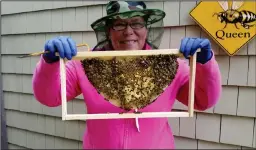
[213,1,256,29]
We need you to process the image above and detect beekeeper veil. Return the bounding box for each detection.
[90,1,166,50]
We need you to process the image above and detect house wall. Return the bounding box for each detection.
[1,1,255,149]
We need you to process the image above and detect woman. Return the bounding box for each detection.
[32,1,222,149]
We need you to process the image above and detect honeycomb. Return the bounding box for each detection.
[81,54,179,110]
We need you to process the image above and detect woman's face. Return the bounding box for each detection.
[109,16,148,50]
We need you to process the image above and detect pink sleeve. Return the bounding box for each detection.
[32,56,81,107]
[176,53,222,111]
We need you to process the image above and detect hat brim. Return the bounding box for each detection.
[91,9,166,31]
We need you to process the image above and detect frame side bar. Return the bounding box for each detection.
[60,58,67,120]
[188,49,199,117]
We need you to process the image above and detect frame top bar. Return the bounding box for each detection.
[69,49,183,60]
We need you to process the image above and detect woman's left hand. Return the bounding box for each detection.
[180,37,213,64]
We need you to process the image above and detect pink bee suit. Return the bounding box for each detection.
[32,43,222,149]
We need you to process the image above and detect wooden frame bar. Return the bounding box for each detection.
[60,49,199,120]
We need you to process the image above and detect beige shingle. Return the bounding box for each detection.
[196,113,221,142]
[198,140,241,149]
[237,87,256,117]
[228,56,248,86]
[220,115,254,147]
[214,86,238,115]
[174,136,198,149]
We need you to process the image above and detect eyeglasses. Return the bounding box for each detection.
[112,22,146,31]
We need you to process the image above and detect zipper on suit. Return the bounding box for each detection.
[123,119,129,148]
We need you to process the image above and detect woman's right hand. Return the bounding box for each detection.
[43,36,77,63]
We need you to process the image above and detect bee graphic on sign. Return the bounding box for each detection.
[213,1,256,29]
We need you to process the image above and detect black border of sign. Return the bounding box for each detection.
[0,0,8,149]
[189,1,256,56]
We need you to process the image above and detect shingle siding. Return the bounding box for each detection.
[2,1,255,149]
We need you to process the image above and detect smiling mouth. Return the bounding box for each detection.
[120,40,137,44]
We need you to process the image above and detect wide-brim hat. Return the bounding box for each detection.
[91,1,166,31]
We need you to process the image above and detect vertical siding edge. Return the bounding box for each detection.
[1,0,9,148]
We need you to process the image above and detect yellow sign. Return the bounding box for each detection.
[190,1,256,56]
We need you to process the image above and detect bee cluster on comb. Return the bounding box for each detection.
[81,54,179,111]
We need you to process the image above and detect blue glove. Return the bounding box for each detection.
[43,36,77,63]
[180,37,213,64]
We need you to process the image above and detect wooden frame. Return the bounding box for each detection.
[60,49,199,121]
